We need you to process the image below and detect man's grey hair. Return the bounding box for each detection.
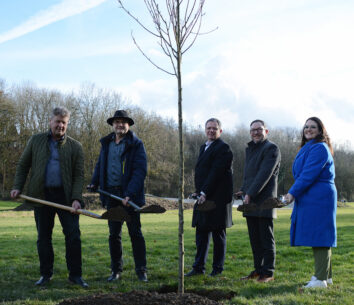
[205,118,222,129]
[52,106,70,118]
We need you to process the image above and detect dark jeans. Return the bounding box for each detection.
[106,187,147,274]
[246,216,275,277]
[34,187,82,277]
[192,227,226,273]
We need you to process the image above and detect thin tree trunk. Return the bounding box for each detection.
[117,0,208,294]
[176,0,185,295]
[1,161,5,197]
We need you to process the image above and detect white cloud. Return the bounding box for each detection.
[0,0,107,44]
[116,78,177,118]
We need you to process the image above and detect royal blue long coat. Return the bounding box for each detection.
[289,140,337,247]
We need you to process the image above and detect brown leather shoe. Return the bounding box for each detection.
[240,271,259,280]
[257,275,274,283]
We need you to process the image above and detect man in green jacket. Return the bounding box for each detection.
[10,106,88,288]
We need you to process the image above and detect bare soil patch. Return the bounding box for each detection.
[58,290,223,305]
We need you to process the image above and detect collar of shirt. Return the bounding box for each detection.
[111,133,128,143]
[204,140,214,151]
[47,130,65,143]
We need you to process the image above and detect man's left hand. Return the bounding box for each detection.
[244,194,251,204]
[122,197,130,206]
[284,193,294,204]
[197,194,206,205]
[71,200,82,213]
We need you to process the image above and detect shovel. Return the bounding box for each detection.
[188,194,216,212]
[19,194,130,222]
[98,189,166,213]
[236,197,290,212]
[261,197,291,209]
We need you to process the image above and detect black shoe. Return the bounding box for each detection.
[68,276,89,288]
[209,270,222,277]
[185,269,204,277]
[107,272,121,282]
[137,271,148,282]
[35,276,51,286]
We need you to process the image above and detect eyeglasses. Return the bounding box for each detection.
[113,119,128,124]
[250,128,264,133]
[304,125,318,129]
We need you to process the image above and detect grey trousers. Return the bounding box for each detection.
[313,247,332,281]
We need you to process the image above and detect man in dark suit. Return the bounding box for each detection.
[236,119,281,283]
[185,118,233,277]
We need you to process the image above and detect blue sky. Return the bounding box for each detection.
[0,0,353,146]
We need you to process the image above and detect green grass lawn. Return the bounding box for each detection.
[0,201,353,305]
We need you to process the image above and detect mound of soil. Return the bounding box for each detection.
[58,291,221,305]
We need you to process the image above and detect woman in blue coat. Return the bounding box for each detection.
[285,117,337,289]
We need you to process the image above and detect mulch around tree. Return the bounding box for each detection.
[58,290,222,305]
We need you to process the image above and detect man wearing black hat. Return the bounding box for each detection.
[88,110,148,282]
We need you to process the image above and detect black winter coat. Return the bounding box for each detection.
[192,138,233,230]
[241,139,281,218]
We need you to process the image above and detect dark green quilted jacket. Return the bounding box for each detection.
[13,131,84,207]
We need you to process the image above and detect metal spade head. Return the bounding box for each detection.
[139,205,166,213]
[236,202,259,212]
[195,200,216,212]
[100,206,131,222]
[261,197,289,209]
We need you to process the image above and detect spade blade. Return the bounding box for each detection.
[195,200,216,212]
[139,205,166,213]
[100,206,131,222]
[236,202,259,212]
[261,197,289,209]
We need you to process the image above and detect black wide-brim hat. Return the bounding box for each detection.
[107,110,134,126]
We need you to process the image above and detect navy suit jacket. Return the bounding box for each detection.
[91,130,147,207]
[192,138,233,230]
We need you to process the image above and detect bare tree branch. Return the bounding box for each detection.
[118,0,160,38]
[131,32,175,76]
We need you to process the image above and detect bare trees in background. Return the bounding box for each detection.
[334,144,354,201]
[74,83,127,181]
[0,79,353,203]
[0,80,18,195]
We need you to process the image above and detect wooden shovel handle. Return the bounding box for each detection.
[19,194,102,219]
